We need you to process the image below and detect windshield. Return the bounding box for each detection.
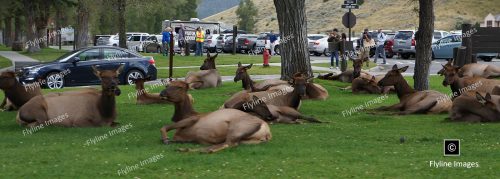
[56,50,78,62]
[308,36,325,40]
[395,31,414,40]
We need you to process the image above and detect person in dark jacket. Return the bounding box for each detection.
[327,28,341,70]
[268,31,278,56]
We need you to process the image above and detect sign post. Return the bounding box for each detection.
[341,0,358,72]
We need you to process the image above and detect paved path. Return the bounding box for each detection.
[0,51,39,71]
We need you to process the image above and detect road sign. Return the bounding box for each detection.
[342,12,356,28]
[341,4,359,9]
[344,0,357,4]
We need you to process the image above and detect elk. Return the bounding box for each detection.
[0,71,42,111]
[16,65,124,127]
[242,95,322,124]
[377,65,452,115]
[185,53,222,89]
[234,62,288,91]
[441,64,500,98]
[317,57,371,83]
[158,81,272,153]
[493,85,500,95]
[438,59,500,78]
[224,72,312,110]
[132,77,195,105]
[345,75,395,94]
[448,92,500,122]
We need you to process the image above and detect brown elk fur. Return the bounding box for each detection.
[459,63,500,78]
[133,78,194,105]
[377,65,452,115]
[441,64,500,98]
[185,53,222,89]
[234,62,288,91]
[16,65,124,127]
[448,92,500,122]
[317,57,371,83]
[0,71,42,110]
[158,81,272,153]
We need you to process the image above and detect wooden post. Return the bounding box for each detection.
[452,47,458,66]
[456,46,467,67]
[168,33,174,80]
[471,54,477,63]
[340,41,347,72]
[232,25,237,55]
[461,23,472,64]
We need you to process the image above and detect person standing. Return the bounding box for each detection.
[361,32,375,67]
[268,30,278,56]
[373,29,387,64]
[327,28,341,70]
[161,27,172,56]
[195,27,205,56]
[178,23,186,56]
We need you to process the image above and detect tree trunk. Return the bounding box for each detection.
[35,2,50,48]
[413,0,434,91]
[117,0,127,48]
[273,0,312,80]
[75,0,90,49]
[24,0,41,53]
[14,15,22,42]
[4,17,13,47]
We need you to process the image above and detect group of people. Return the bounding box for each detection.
[161,24,206,57]
[327,28,388,69]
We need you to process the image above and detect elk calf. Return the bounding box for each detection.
[448,92,500,122]
[0,71,42,110]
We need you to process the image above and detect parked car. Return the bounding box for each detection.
[216,34,233,53]
[431,34,497,62]
[18,46,157,89]
[308,34,328,42]
[433,30,450,43]
[392,30,416,59]
[255,35,271,54]
[237,34,259,53]
[308,37,331,57]
[103,32,149,47]
[142,35,179,54]
[223,36,238,53]
[203,34,220,53]
[127,33,151,52]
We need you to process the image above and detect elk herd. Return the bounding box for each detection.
[0,52,498,153]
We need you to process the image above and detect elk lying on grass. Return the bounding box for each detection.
[1,95,16,111]
[185,53,221,89]
[234,62,288,91]
[377,65,452,115]
[0,71,42,111]
[346,75,395,94]
[441,64,500,98]
[317,57,371,83]
[448,92,500,122]
[224,72,313,110]
[438,59,500,78]
[158,81,272,153]
[16,65,124,127]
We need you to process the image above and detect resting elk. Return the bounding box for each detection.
[16,65,124,127]
[185,53,222,89]
[438,59,500,78]
[132,77,194,105]
[0,71,42,111]
[441,64,500,98]
[317,56,371,83]
[448,92,500,122]
[234,62,288,91]
[377,65,452,115]
[158,81,272,153]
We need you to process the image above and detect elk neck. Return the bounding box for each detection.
[241,73,256,91]
[7,81,34,107]
[393,77,416,100]
[99,91,117,119]
[172,94,198,122]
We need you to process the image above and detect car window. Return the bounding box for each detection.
[131,36,141,41]
[451,35,462,42]
[308,36,325,40]
[141,36,148,41]
[395,31,414,40]
[103,48,130,60]
[433,32,442,39]
[439,36,453,44]
[78,49,100,61]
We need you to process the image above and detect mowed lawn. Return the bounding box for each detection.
[0,76,498,178]
[0,55,12,68]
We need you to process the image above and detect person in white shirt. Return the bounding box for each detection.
[374,29,387,64]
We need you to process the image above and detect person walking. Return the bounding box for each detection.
[178,23,186,56]
[327,28,341,70]
[268,30,278,56]
[373,29,387,64]
[161,27,172,56]
[195,27,205,56]
[361,31,375,67]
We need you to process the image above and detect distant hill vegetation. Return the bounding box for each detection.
[197,0,241,19]
[203,0,500,34]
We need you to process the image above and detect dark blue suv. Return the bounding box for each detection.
[18,46,157,89]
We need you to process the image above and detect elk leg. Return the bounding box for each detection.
[398,100,437,115]
[0,97,6,110]
[160,116,199,144]
[377,102,404,111]
[299,115,323,123]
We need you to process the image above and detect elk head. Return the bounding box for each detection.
[92,65,124,96]
[131,76,151,90]
[234,62,253,82]
[289,72,313,97]
[475,92,500,112]
[159,80,190,103]
[437,59,453,76]
[246,95,275,121]
[359,76,381,93]
[0,71,17,90]
[350,56,368,78]
[378,64,408,87]
[441,64,460,87]
[200,52,218,70]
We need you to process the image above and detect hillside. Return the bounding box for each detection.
[203,0,500,34]
[197,0,240,19]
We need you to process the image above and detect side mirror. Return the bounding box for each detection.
[72,57,80,65]
[153,39,158,43]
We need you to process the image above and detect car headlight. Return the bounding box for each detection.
[28,68,42,74]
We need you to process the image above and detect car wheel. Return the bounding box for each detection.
[113,44,117,47]
[431,52,435,61]
[482,57,493,62]
[323,50,331,57]
[401,53,411,59]
[157,47,161,54]
[314,52,321,56]
[216,48,222,53]
[45,72,64,89]
[386,52,394,58]
[274,45,280,55]
[126,70,144,85]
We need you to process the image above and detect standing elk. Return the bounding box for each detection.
[185,53,222,89]
[377,65,452,115]
[441,64,500,98]
[0,71,42,111]
[16,65,124,127]
[448,92,500,122]
[158,81,272,153]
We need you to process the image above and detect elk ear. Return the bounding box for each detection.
[115,64,125,76]
[212,53,218,59]
[238,62,242,67]
[398,66,409,73]
[485,93,492,101]
[92,65,101,77]
[252,95,260,101]
[306,76,314,82]
[207,52,211,58]
[476,92,487,105]
[371,76,376,81]
[246,63,253,69]
[392,64,398,71]
[449,59,454,65]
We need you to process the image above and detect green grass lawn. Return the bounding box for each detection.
[157,65,332,78]
[21,48,69,62]
[0,55,12,68]
[0,44,11,51]
[144,53,281,68]
[312,61,376,70]
[0,76,498,178]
